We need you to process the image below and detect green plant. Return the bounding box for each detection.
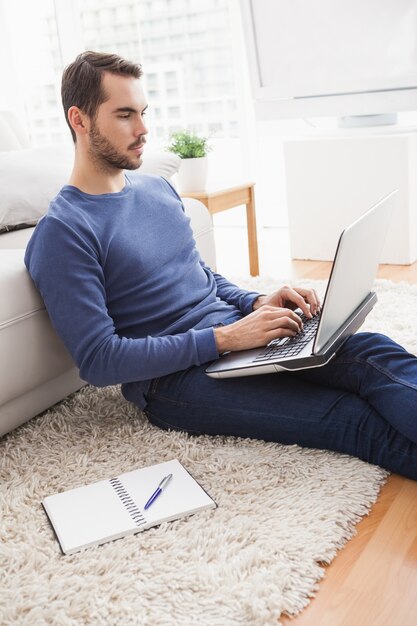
[167,130,212,159]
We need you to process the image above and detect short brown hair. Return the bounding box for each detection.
[61,51,143,142]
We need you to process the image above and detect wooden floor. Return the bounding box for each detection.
[280,260,417,626]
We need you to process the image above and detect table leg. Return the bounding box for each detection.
[246,186,259,276]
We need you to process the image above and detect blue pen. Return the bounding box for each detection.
[144,473,173,510]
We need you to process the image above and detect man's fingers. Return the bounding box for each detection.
[290,287,321,317]
[307,288,321,314]
[262,307,303,332]
[281,288,313,318]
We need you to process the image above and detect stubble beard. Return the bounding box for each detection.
[88,121,144,172]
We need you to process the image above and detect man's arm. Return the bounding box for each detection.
[201,262,261,315]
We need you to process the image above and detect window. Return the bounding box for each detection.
[168,106,181,118]
[1,0,68,145]
[1,0,245,145]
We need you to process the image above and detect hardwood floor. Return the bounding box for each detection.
[280,259,417,626]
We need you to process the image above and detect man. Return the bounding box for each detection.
[25,51,417,480]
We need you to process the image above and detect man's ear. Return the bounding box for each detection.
[67,106,90,138]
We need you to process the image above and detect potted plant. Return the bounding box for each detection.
[167,129,212,193]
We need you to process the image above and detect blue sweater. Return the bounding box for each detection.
[25,174,260,408]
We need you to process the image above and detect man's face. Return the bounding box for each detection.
[87,72,148,172]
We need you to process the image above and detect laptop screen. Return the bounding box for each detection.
[313,190,396,354]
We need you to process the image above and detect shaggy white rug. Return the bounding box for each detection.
[1,278,416,626]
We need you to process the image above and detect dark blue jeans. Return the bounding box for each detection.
[126,333,417,480]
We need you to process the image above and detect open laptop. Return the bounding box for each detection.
[206,190,397,379]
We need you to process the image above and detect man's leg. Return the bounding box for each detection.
[123,340,417,480]
[293,332,417,444]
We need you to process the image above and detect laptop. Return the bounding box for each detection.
[206,190,397,379]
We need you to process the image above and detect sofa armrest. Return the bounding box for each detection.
[0,249,84,437]
[182,197,217,270]
[0,226,35,249]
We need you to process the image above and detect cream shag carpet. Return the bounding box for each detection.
[1,278,416,626]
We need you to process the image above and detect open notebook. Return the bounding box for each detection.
[42,459,216,555]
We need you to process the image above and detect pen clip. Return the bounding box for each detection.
[158,473,173,490]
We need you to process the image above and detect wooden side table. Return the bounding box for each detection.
[184,182,259,276]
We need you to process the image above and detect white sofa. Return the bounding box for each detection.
[0,112,216,437]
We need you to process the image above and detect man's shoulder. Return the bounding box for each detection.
[28,188,95,247]
[47,186,83,218]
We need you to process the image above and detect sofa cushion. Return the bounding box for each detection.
[0,145,180,232]
[0,145,73,232]
[138,150,180,180]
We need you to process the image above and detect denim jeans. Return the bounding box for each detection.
[124,332,417,480]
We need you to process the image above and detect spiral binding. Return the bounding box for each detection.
[109,477,147,527]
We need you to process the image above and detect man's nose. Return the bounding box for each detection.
[135,116,148,136]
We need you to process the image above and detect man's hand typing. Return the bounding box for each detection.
[213,285,321,354]
[214,305,303,353]
[252,285,321,318]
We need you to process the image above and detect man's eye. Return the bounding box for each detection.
[118,114,130,119]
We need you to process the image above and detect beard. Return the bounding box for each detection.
[88,121,144,172]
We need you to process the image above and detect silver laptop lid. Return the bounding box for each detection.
[313,189,397,354]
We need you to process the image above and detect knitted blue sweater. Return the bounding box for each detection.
[25,174,260,408]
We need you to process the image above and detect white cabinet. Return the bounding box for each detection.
[284,128,417,264]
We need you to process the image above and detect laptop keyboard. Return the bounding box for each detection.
[253,312,321,362]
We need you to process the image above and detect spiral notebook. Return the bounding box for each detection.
[42,459,216,555]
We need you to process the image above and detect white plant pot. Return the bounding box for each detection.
[177,156,208,193]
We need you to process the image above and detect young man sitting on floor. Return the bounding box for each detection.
[25,51,417,480]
